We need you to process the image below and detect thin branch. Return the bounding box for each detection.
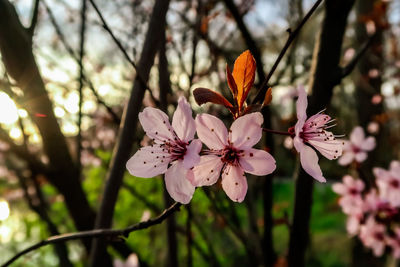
[252,0,323,104]
[42,0,120,124]
[77,0,87,176]
[28,0,40,37]
[88,0,155,97]
[340,34,376,80]
[2,202,182,267]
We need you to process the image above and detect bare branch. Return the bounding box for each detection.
[1,203,181,267]
[339,34,376,80]
[28,0,40,37]
[252,0,323,104]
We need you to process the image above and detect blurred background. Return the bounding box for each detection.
[0,0,400,266]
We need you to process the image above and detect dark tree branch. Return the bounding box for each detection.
[252,0,323,104]
[89,0,171,265]
[77,0,87,178]
[339,34,376,81]
[28,0,40,37]
[2,203,181,267]
[42,0,121,124]
[287,1,355,266]
[88,0,159,107]
[0,0,96,250]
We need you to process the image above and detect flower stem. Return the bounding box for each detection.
[262,128,291,136]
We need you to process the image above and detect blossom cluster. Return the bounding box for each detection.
[333,161,400,258]
[126,51,344,204]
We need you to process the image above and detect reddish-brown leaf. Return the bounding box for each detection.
[226,64,237,98]
[232,50,256,110]
[193,88,234,110]
[263,87,273,106]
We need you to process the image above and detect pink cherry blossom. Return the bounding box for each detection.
[387,227,400,259]
[190,112,276,202]
[359,216,386,257]
[292,86,343,182]
[332,175,364,215]
[126,96,201,204]
[346,215,362,236]
[338,126,376,166]
[374,161,400,207]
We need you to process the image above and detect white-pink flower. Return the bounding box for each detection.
[332,175,364,216]
[374,161,400,207]
[338,126,376,166]
[292,87,343,182]
[126,97,201,204]
[190,112,276,202]
[359,216,386,257]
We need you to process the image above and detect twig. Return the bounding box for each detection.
[252,0,323,104]
[42,0,120,124]
[88,0,154,95]
[1,202,181,267]
[77,0,87,177]
[340,34,376,80]
[28,0,40,37]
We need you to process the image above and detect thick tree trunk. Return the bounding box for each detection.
[89,0,171,265]
[0,0,95,249]
[287,1,354,266]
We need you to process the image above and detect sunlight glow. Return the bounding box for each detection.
[17,109,28,118]
[54,107,66,118]
[9,128,22,139]
[0,92,18,124]
[0,200,10,221]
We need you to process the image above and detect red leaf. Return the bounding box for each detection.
[226,64,237,98]
[193,88,234,112]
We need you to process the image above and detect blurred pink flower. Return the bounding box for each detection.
[126,97,201,204]
[360,216,386,257]
[338,126,376,166]
[371,94,383,105]
[367,121,380,134]
[190,112,276,202]
[374,161,400,207]
[332,175,364,215]
[292,86,343,182]
[346,215,362,236]
[387,228,400,259]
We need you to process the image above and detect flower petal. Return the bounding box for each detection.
[299,145,326,183]
[360,136,375,151]
[139,107,175,143]
[293,136,304,153]
[332,183,347,195]
[355,152,367,163]
[350,126,365,147]
[126,146,171,178]
[164,161,195,204]
[190,155,223,186]
[239,148,276,176]
[338,151,355,166]
[229,112,263,149]
[183,139,202,169]
[195,114,228,150]
[221,165,248,202]
[390,161,400,179]
[172,96,196,142]
[296,86,308,122]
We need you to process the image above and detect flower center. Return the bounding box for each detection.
[349,188,359,195]
[221,146,242,166]
[390,179,400,188]
[161,139,187,161]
